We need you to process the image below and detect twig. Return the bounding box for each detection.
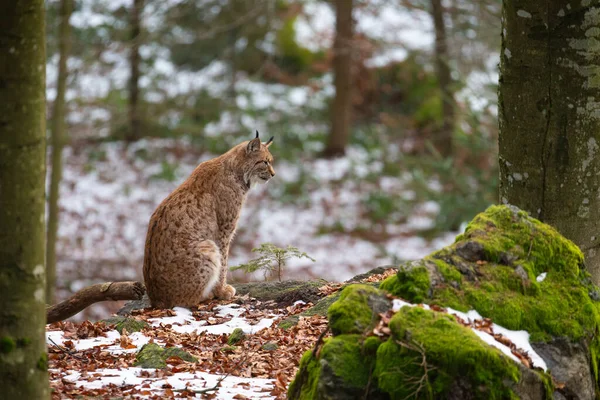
[174,351,252,394]
[393,340,434,399]
[312,325,330,358]
[527,237,534,259]
[47,336,85,361]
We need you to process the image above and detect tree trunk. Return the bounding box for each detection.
[499,2,600,282]
[430,0,454,157]
[46,0,73,305]
[322,0,354,158]
[127,0,143,142]
[0,2,50,398]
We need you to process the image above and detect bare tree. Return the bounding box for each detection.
[499,1,600,282]
[0,1,50,398]
[430,0,455,157]
[127,0,144,141]
[46,0,73,305]
[323,0,354,158]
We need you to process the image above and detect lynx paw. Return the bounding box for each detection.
[213,284,236,300]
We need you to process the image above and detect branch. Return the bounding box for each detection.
[46,281,145,324]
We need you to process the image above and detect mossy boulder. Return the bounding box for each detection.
[289,205,600,399]
[289,285,549,400]
[134,343,197,369]
[103,316,148,334]
[380,205,600,398]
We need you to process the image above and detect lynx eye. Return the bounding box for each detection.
[264,161,269,165]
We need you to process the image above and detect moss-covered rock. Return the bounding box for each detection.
[289,284,550,400]
[380,205,599,343]
[328,284,390,335]
[103,316,149,334]
[227,328,245,345]
[290,205,599,399]
[134,343,197,369]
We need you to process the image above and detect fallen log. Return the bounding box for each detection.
[47,281,145,324]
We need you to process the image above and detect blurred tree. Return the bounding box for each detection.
[499,2,600,282]
[46,0,73,304]
[127,0,144,141]
[0,1,50,398]
[164,0,273,93]
[323,0,354,158]
[430,0,454,156]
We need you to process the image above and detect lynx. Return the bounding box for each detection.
[143,132,275,308]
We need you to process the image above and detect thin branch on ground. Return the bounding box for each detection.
[47,336,86,361]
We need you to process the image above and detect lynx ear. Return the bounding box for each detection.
[247,137,261,153]
[265,136,274,148]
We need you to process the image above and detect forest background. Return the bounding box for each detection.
[44,0,501,320]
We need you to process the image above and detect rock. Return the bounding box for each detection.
[289,205,600,398]
[227,328,245,345]
[261,342,278,351]
[117,294,151,316]
[328,284,390,335]
[531,338,595,399]
[456,240,486,262]
[345,266,397,283]
[102,316,148,334]
[513,265,529,282]
[278,293,339,330]
[288,284,549,399]
[233,279,327,306]
[134,343,197,369]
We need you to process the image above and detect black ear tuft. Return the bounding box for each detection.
[266,136,274,147]
[255,130,259,139]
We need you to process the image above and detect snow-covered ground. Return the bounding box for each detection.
[47,280,547,399]
[47,302,289,399]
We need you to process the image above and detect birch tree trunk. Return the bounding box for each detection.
[46,0,73,305]
[323,0,354,158]
[0,1,50,398]
[430,0,455,157]
[127,0,143,142]
[499,1,600,282]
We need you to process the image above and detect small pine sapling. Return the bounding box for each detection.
[230,243,315,281]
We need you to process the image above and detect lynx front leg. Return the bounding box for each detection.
[212,241,236,300]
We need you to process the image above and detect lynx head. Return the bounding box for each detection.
[240,130,275,188]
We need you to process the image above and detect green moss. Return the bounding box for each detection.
[431,258,462,283]
[380,265,431,303]
[278,316,298,330]
[0,337,15,354]
[362,336,383,356]
[36,352,47,371]
[227,328,245,345]
[380,205,600,343]
[287,350,321,399]
[134,343,197,369]
[103,316,149,334]
[377,307,520,399]
[320,334,373,388]
[328,284,389,335]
